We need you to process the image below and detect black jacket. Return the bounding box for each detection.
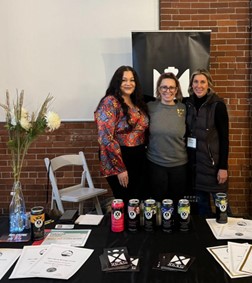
[185,92,229,193]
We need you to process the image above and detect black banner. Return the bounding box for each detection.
[132,31,211,98]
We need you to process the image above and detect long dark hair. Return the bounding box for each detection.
[96,65,148,124]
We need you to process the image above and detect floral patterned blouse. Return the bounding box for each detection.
[94,95,149,177]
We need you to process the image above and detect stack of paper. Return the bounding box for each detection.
[41,229,91,247]
[75,214,104,225]
[206,217,252,240]
[99,246,140,272]
[0,249,22,280]
[9,244,93,280]
[153,252,195,272]
[207,242,252,278]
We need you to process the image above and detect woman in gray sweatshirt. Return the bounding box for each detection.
[147,72,188,207]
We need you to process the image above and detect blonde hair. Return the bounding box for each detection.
[188,68,214,96]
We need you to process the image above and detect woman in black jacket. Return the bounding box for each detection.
[185,69,229,216]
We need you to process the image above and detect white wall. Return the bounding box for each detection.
[0,0,158,121]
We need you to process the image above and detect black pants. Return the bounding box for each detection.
[106,145,148,205]
[147,160,188,207]
[195,190,232,217]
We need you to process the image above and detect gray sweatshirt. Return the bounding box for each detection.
[147,100,188,167]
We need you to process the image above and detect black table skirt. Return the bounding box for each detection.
[0,215,251,283]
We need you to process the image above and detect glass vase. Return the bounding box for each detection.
[9,181,26,233]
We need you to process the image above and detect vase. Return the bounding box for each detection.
[9,181,26,233]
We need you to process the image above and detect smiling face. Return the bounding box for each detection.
[158,78,177,105]
[120,71,136,97]
[192,74,209,98]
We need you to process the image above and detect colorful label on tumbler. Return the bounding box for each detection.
[162,207,173,219]
[144,199,156,231]
[128,199,140,219]
[31,206,45,240]
[178,199,190,220]
[127,199,140,232]
[216,197,228,212]
[162,199,173,220]
[111,199,124,232]
[161,199,174,233]
[215,193,228,224]
[178,199,190,231]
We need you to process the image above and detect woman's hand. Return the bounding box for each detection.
[217,169,228,184]
[117,171,129,188]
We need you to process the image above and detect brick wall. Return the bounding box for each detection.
[160,0,252,216]
[0,0,251,216]
[0,122,111,215]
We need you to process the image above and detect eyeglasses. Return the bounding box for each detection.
[159,86,177,92]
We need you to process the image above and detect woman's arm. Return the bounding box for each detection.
[95,96,126,177]
[215,102,229,170]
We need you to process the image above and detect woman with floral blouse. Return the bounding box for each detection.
[94,66,149,205]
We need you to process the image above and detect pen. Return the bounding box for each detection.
[45,219,54,225]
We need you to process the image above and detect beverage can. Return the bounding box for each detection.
[178,199,190,232]
[30,206,45,240]
[161,199,174,233]
[127,199,140,232]
[215,193,228,224]
[111,199,124,232]
[144,199,156,232]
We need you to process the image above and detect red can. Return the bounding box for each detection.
[111,199,124,232]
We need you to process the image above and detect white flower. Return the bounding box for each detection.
[10,110,17,126]
[45,111,61,131]
[21,108,29,119]
[20,117,31,131]
[10,108,28,126]
[19,108,31,131]
[1,91,60,182]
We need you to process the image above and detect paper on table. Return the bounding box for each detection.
[219,219,252,240]
[206,218,252,239]
[228,242,251,278]
[75,214,104,225]
[239,245,252,274]
[9,245,50,279]
[28,244,93,280]
[206,218,223,237]
[207,245,231,276]
[0,248,22,280]
[207,243,251,279]
[41,229,91,247]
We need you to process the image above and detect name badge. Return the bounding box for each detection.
[187,137,197,149]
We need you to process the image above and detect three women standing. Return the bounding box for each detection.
[95,67,229,217]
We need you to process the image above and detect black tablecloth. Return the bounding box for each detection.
[0,215,251,283]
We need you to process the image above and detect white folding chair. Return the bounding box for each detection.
[44,151,107,215]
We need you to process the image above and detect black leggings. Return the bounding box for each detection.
[147,160,188,207]
[106,145,148,205]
